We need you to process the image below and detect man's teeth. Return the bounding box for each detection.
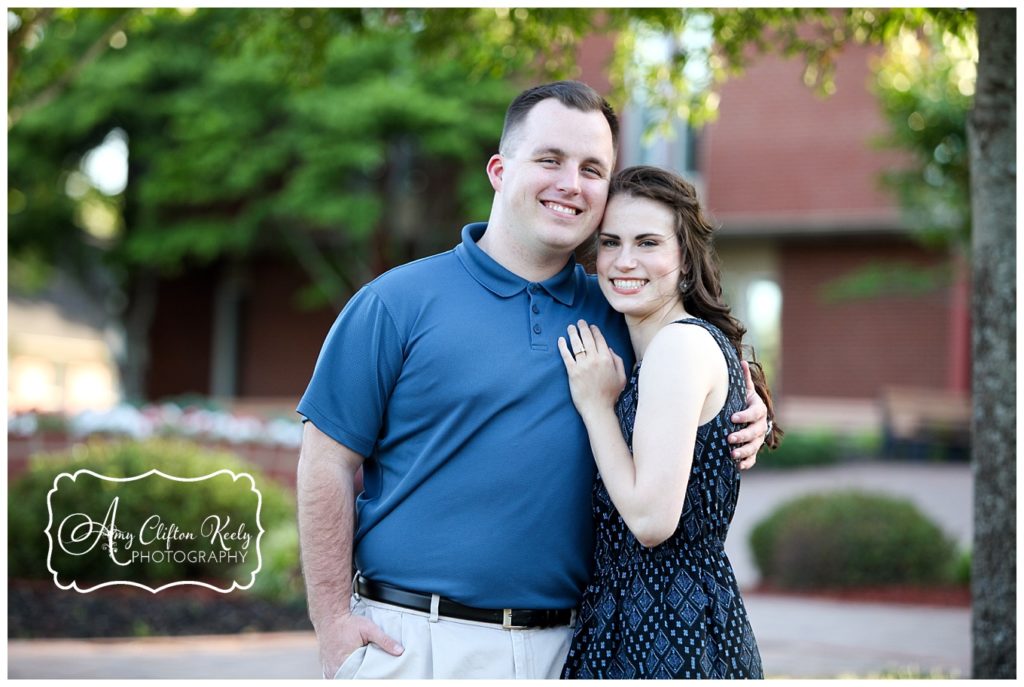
[614,279,646,290]
[545,202,579,216]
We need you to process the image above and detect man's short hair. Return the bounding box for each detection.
[499,81,619,156]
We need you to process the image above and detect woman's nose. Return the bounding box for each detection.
[614,249,637,270]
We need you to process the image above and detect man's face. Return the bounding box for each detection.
[489,99,615,256]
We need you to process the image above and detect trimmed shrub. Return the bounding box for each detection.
[761,430,841,469]
[846,430,883,458]
[750,490,957,589]
[249,523,306,605]
[8,439,296,588]
[953,548,971,585]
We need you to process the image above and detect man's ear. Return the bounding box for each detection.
[486,154,505,193]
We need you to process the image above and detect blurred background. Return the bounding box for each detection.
[9,7,985,679]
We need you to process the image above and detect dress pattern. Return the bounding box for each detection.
[562,318,763,679]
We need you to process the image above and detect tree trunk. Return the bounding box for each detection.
[969,8,1016,679]
[118,272,158,403]
[209,261,246,399]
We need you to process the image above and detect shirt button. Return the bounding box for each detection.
[531,304,539,314]
[529,284,539,293]
[533,324,542,334]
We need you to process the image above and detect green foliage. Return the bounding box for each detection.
[404,8,973,128]
[873,26,975,248]
[34,412,72,435]
[820,261,954,302]
[846,429,883,458]
[760,430,841,469]
[9,8,513,303]
[750,491,958,589]
[248,523,305,605]
[953,548,972,585]
[8,439,296,588]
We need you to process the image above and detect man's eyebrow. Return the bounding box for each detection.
[532,146,568,159]
[532,147,610,170]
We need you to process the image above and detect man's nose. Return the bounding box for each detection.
[556,167,581,194]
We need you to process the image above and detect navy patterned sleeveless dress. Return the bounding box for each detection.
[561,318,763,679]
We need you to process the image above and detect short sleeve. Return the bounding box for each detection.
[296,286,404,457]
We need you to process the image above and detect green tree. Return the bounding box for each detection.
[872,25,974,248]
[9,8,513,395]
[9,8,510,292]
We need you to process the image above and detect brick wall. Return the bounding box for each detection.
[144,258,339,401]
[146,268,216,399]
[778,236,955,399]
[702,42,907,225]
[237,258,339,399]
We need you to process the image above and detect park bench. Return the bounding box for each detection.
[880,386,971,461]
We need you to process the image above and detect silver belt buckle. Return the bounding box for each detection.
[502,608,520,629]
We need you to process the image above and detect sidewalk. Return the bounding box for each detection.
[8,632,322,679]
[746,594,969,678]
[8,462,973,679]
[7,597,971,679]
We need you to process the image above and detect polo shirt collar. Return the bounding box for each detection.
[455,223,578,305]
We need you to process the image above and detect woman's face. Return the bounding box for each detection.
[596,194,684,319]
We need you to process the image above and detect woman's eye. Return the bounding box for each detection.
[600,239,619,248]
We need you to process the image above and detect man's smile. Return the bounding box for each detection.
[541,200,582,216]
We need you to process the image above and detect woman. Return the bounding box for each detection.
[558,165,781,679]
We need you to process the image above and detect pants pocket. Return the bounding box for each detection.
[332,645,368,679]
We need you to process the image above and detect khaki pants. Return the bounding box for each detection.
[332,597,573,679]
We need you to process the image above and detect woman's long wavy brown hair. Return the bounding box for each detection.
[608,165,782,448]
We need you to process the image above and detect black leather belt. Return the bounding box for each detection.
[355,575,574,629]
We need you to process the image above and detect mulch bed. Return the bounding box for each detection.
[8,579,312,639]
[748,582,971,607]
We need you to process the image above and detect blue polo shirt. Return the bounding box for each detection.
[297,223,632,608]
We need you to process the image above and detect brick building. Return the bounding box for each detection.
[687,42,970,431]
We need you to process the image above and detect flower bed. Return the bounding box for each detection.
[8,402,303,486]
[9,402,302,446]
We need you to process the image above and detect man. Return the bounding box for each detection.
[297,81,769,679]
